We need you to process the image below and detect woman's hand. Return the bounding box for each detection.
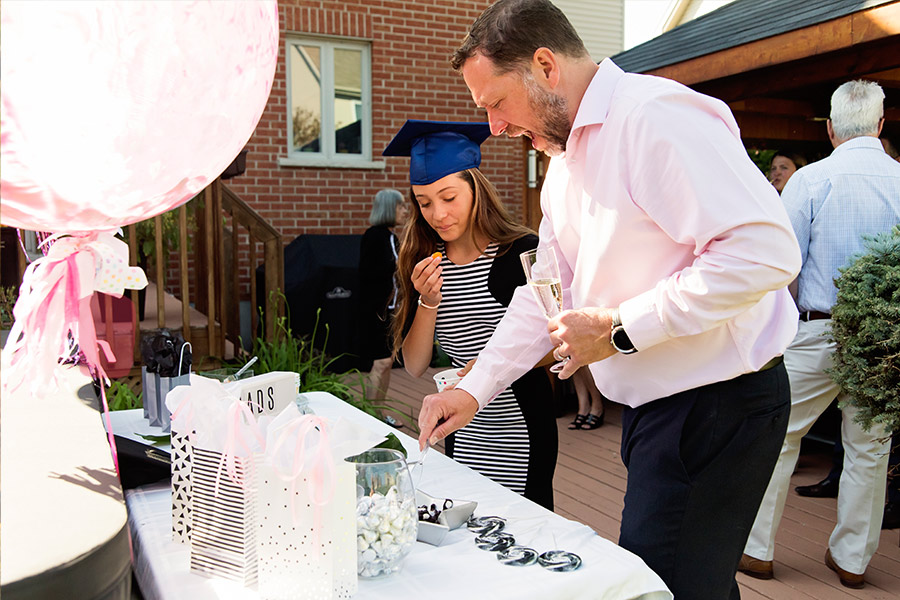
[411,254,443,307]
[458,359,476,377]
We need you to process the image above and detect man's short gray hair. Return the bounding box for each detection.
[369,188,405,227]
[830,80,884,141]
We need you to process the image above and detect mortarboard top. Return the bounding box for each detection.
[383,120,491,185]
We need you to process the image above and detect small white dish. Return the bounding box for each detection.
[417,521,450,546]
[416,490,478,545]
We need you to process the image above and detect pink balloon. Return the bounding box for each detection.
[0,1,279,233]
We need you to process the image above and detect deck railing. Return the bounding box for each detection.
[124,178,284,366]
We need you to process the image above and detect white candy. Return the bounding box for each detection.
[356,489,418,577]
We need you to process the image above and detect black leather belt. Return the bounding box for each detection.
[799,310,830,321]
[758,355,783,372]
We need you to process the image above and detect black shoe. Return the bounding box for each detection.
[568,414,588,430]
[795,476,839,498]
[581,413,604,430]
[883,502,900,530]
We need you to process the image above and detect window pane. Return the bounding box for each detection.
[290,44,322,152]
[333,48,362,154]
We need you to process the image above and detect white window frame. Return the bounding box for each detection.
[280,34,383,170]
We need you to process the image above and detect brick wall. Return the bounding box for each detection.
[226,0,525,243]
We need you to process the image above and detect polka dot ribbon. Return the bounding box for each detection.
[3,231,148,394]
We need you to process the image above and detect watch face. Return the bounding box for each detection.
[612,325,636,353]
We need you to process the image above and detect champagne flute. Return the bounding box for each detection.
[520,247,568,373]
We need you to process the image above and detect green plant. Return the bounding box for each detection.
[828,225,900,435]
[135,209,183,260]
[747,148,776,175]
[0,285,17,328]
[107,379,143,411]
[236,292,418,431]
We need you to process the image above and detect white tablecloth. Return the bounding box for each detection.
[119,393,672,600]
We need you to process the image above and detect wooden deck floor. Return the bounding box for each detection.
[383,366,900,599]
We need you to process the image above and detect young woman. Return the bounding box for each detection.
[385,120,557,509]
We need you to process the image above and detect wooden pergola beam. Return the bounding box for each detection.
[647,2,900,87]
[693,35,900,104]
[729,97,818,117]
[732,111,829,143]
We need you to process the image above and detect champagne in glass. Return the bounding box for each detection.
[528,278,563,318]
[520,247,568,373]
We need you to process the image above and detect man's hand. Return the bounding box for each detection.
[417,388,479,450]
[548,307,618,379]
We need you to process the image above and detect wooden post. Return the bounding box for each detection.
[179,204,191,345]
[249,233,258,344]
[204,185,217,356]
[213,179,226,358]
[154,214,165,328]
[264,239,280,343]
[128,225,140,361]
[230,213,240,353]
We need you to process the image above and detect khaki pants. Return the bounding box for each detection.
[745,319,890,574]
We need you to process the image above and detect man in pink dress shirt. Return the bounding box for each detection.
[416,1,801,597]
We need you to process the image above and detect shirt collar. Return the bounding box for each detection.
[570,58,625,134]
[831,135,886,156]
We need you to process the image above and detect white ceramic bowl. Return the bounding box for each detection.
[416,490,478,545]
[416,521,450,546]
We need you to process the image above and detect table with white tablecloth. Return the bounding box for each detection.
[118,392,672,600]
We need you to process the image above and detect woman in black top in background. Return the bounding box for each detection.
[359,189,408,400]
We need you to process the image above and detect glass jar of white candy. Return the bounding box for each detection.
[347,448,418,578]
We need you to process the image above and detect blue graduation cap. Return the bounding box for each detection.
[383,120,492,185]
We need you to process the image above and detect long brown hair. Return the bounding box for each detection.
[390,168,534,356]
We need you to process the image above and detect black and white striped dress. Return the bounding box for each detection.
[434,240,557,509]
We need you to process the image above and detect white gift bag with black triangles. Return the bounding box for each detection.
[170,428,193,543]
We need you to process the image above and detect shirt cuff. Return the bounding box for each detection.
[455,369,505,410]
[618,288,668,351]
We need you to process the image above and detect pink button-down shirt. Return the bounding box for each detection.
[458,59,801,409]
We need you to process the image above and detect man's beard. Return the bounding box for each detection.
[524,74,570,156]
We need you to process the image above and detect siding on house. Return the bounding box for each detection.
[555,0,625,60]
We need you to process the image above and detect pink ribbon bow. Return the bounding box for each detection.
[3,231,147,393]
[214,399,266,496]
[267,415,336,525]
